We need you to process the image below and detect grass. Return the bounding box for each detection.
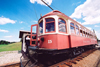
[0,42,21,52]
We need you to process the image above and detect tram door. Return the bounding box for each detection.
[30,24,38,46]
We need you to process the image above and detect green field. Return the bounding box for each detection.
[0,42,21,52]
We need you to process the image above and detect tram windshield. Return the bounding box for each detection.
[45,18,55,32]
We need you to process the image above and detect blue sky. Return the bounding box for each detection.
[0,0,100,42]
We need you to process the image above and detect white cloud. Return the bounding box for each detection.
[70,0,100,25]
[19,21,23,23]
[30,0,52,6]
[94,25,99,27]
[0,29,9,32]
[86,27,92,31]
[4,36,13,38]
[0,16,16,25]
[95,31,100,40]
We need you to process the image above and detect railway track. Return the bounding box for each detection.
[49,49,96,67]
[2,49,96,67]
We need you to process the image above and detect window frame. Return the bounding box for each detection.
[45,18,55,33]
[80,29,83,36]
[70,22,75,34]
[87,33,89,38]
[58,18,67,33]
[39,20,43,35]
[85,32,88,37]
[83,31,86,37]
[75,24,79,35]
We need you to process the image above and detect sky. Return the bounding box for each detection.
[0,0,100,42]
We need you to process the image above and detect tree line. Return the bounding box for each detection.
[0,40,16,45]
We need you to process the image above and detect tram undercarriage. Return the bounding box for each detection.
[20,44,96,67]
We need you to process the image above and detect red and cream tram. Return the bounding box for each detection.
[19,10,97,66]
[30,10,97,50]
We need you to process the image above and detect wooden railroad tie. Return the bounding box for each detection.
[69,60,77,64]
[73,58,80,61]
[76,57,83,60]
[64,62,72,67]
[57,65,67,67]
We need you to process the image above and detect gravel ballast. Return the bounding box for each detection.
[0,51,21,66]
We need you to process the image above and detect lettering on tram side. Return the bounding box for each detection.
[48,40,52,43]
[91,40,95,43]
[83,40,95,43]
[83,41,90,43]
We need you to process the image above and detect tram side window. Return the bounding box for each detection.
[46,18,55,32]
[88,33,90,37]
[90,34,91,38]
[92,35,93,38]
[75,25,79,35]
[90,35,91,38]
[91,34,93,38]
[39,20,43,34]
[83,32,85,37]
[58,18,66,32]
[95,36,97,39]
[80,30,82,36]
[70,23,75,34]
[87,33,89,37]
[88,34,90,38]
[93,36,94,38]
[86,33,87,37]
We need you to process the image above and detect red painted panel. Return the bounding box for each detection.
[39,34,58,49]
[38,34,70,49]
[38,34,97,50]
[57,35,70,49]
[70,35,97,48]
[70,35,82,47]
